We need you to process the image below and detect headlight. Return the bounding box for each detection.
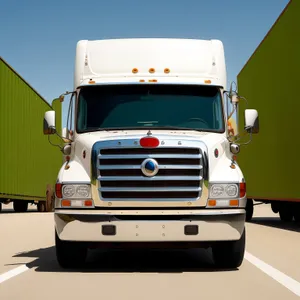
[76,185,90,198]
[226,184,238,197]
[209,183,239,198]
[62,185,75,198]
[61,184,91,199]
[211,185,224,197]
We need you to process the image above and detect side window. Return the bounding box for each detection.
[66,93,76,137]
[77,94,87,130]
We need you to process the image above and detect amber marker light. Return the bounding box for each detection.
[208,199,217,207]
[61,200,71,207]
[230,199,239,207]
[84,200,93,207]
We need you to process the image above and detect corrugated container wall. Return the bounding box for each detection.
[237,0,300,201]
[0,57,62,200]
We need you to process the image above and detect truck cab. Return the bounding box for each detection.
[43,38,259,269]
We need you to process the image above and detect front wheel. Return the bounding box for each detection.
[212,228,246,269]
[246,199,254,222]
[55,231,87,269]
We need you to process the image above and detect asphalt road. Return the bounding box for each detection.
[1,202,300,300]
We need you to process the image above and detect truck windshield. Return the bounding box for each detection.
[76,84,225,133]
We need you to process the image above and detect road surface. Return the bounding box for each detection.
[1,202,300,299]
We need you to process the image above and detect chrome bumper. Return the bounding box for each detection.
[55,209,245,243]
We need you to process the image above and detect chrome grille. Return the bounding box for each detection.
[97,147,204,201]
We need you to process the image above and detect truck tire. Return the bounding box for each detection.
[55,231,87,269]
[271,202,279,214]
[37,201,46,212]
[0,202,2,213]
[13,200,28,213]
[293,203,300,222]
[46,185,54,212]
[246,199,254,222]
[279,204,293,222]
[212,228,246,269]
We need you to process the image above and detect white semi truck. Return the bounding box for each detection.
[43,38,259,269]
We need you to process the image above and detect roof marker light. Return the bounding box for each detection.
[132,68,138,74]
[149,79,157,82]
[149,68,155,73]
[140,137,160,148]
[205,80,211,84]
[164,68,170,74]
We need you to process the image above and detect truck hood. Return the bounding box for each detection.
[74,129,227,150]
[59,129,242,184]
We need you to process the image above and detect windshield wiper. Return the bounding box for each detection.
[143,126,204,132]
[86,126,205,132]
[78,126,219,133]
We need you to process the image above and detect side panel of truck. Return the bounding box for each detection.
[237,0,300,202]
[0,57,62,201]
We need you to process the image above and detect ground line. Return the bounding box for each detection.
[245,251,300,297]
[0,265,30,284]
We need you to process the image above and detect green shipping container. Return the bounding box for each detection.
[237,0,300,221]
[0,57,62,213]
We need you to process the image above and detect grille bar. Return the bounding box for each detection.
[99,164,203,170]
[100,180,200,188]
[99,187,202,192]
[98,154,202,159]
[99,169,201,177]
[98,176,203,181]
[100,148,200,155]
[101,191,199,199]
[98,197,200,202]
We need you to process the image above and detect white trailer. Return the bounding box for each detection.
[43,38,259,269]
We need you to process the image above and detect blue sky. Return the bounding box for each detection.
[0,0,289,125]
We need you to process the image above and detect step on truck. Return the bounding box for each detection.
[43,38,259,269]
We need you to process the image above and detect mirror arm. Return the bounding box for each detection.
[55,130,73,143]
[48,135,63,150]
[239,130,253,146]
[233,128,253,146]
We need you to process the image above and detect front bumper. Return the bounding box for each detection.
[55,209,246,243]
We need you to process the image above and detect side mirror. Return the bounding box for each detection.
[43,111,56,135]
[245,109,259,134]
